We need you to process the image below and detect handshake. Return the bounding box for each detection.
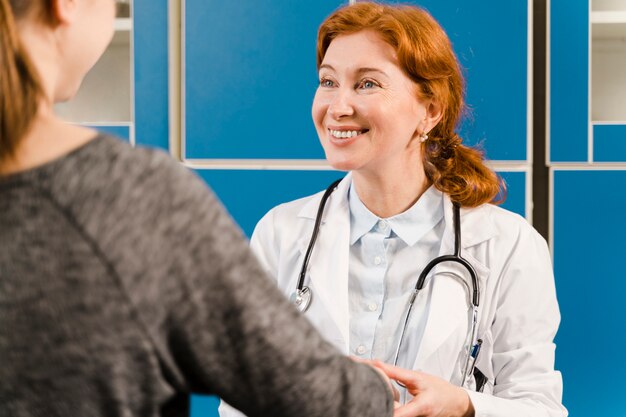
[358,359,475,417]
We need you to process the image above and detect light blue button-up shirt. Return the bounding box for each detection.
[348,183,445,370]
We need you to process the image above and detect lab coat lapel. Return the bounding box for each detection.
[296,175,352,352]
[412,196,492,374]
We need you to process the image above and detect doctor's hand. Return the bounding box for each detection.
[371,361,475,417]
[350,357,401,405]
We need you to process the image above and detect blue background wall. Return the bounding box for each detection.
[116,0,626,415]
[550,1,626,415]
[552,171,626,416]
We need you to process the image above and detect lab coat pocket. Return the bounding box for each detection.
[471,330,495,393]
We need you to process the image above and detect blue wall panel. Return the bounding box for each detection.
[593,124,626,162]
[93,125,130,141]
[196,170,344,237]
[190,394,220,417]
[416,0,528,161]
[196,169,526,238]
[134,0,169,150]
[184,0,341,160]
[550,0,589,162]
[498,171,526,218]
[553,170,626,415]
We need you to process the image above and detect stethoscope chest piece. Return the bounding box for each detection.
[290,286,313,313]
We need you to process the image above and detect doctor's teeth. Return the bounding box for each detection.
[330,130,360,138]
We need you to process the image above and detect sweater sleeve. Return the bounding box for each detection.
[107,156,394,417]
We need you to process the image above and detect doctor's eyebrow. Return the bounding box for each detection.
[319,64,390,79]
[354,67,389,78]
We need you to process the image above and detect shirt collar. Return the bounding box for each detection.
[387,186,444,246]
[349,183,444,246]
[349,183,381,245]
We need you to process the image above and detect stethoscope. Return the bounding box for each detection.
[290,179,483,388]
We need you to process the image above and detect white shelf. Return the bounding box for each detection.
[114,17,132,31]
[591,10,626,39]
[591,11,626,24]
[591,26,626,121]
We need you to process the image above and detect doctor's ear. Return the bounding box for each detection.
[415,99,444,138]
[423,100,444,132]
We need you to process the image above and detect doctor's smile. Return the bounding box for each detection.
[327,126,369,143]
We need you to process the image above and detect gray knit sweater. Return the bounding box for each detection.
[0,136,393,417]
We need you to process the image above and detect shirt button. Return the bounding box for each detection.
[356,345,367,355]
[379,220,389,231]
[368,302,378,312]
[374,256,382,265]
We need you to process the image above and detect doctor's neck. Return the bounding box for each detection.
[352,167,431,219]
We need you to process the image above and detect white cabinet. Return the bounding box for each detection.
[591,0,626,122]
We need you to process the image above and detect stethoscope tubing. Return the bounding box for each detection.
[294,179,482,388]
[296,179,342,292]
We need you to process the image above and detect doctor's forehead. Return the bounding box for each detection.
[319,32,400,75]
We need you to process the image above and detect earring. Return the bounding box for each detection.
[419,132,429,143]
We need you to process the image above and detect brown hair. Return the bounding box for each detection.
[0,0,45,164]
[317,2,505,207]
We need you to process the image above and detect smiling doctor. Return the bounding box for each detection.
[219,2,566,417]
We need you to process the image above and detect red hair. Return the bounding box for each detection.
[317,2,505,207]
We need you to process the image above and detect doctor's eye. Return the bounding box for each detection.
[319,78,335,88]
[357,79,379,90]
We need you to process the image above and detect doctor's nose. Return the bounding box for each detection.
[327,90,355,120]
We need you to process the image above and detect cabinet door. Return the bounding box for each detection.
[182,0,342,161]
[415,0,530,162]
[551,0,626,163]
[134,0,170,149]
[183,0,531,163]
[552,169,626,415]
[550,0,588,162]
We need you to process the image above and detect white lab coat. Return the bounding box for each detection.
[219,173,567,417]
